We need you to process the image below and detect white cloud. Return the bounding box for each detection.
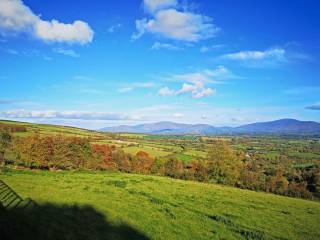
[35,20,93,44]
[192,88,214,98]
[143,0,177,13]
[53,48,80,57]
[151,41,181,50]
[0,109,141,121]
[201,114,207,119]
[221,48,285,61]
[158,87,175,96]
[0,0,93,44]
[133,1,219,42]
[158,69,221,98]
[176,83,198,94]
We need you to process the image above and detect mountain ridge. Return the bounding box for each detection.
[100,118,320,135]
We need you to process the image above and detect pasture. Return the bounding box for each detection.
[1,170,320,240]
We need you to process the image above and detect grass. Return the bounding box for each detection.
[1,170,320,240]
[122,146,170,158]
[174,153,194,161]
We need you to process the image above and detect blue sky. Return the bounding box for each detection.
[0,0,319,129]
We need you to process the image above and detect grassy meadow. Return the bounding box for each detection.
[1,169,320,240]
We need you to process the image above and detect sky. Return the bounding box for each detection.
[0,0,320,129]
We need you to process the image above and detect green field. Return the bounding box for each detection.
[1,170,320,240]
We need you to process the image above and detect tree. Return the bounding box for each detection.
[133,151,154,174]
[266,169,289,195]
[207,140,244,186]
[0,131,12,166]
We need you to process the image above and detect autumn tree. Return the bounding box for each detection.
[132,151,154,174]
[207,140,244,186]
[0,131,12,166]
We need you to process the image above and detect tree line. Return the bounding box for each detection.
[1,131,319,200]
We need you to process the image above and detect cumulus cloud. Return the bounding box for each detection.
[158,68,226,98]
[0,109,141,121]
[221,48,285,61]
[0,0,93,44]
[151,41,181,50]
[133,1,219,42]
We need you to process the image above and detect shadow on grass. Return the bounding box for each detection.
[0,203,149,240]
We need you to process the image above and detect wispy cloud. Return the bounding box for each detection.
[221,48,286,61]
[200,44,224,53]
[108,23,122,33]
[1,47,54,61]
[53,48,80,57]
[151,42,181,50]
[132,0,219,42]
[118,82,156,93]
[6,48,19,55]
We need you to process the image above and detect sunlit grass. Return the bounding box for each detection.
[1,170,320,240]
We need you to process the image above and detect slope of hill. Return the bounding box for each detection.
[1,170,319,240]
[101,119,320,135]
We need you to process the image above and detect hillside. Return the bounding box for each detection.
[0,119,103,138]
[1,170,320,240]
[101,119,320,135]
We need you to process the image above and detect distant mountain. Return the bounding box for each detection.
[234,118,320,134]
[101,121,219,135]
[100,119,320,135]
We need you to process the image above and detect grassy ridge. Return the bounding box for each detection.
[1,170,319,240]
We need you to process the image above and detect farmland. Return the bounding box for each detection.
[1,120,320,200]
